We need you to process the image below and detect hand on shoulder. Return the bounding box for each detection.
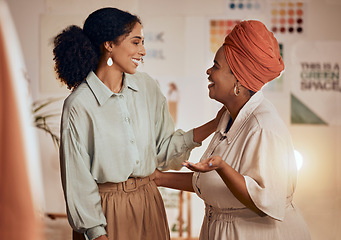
[214,106,226,129]
[94,235,109,240]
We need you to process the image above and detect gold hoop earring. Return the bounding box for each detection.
[234,84,240,96]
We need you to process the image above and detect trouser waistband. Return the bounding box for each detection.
[98,172,155,193]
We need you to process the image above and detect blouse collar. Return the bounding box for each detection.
[86,71,139,106]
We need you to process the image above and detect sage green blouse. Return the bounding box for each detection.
[60,71,200,239]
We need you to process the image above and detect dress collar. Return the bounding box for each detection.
[216,90,264,143]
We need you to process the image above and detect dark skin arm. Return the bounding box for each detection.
[94,235,108,240]
[154,170,194,192]
[192,107,226,144]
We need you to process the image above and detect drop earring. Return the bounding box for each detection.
[234,83,240,96]
[107,56,113,66]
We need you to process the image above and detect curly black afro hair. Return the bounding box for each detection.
[53,8,141,90]
[53,25,98,90]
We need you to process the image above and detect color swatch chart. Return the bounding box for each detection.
[226,0,261,10]
[269,1,306,34]
[209,19,240,54]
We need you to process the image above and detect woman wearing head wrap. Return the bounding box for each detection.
[53,7,225,240]
[156,20,311,239]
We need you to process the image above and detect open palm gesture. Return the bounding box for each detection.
[183,155,224,173]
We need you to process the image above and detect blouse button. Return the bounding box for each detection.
[125,117,130,122]
[136,160,140,164]
[130,139,135,144]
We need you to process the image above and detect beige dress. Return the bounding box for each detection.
[193,91,311,240]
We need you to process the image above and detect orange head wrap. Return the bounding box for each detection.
[223,20,284,92]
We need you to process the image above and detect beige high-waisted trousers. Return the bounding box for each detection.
[73,173,170,240]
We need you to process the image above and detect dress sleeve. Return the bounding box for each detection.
[155,98,201,171]
[60,114,107,240]
[241,129,289,221]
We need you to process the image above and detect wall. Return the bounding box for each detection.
[6,0,341,239]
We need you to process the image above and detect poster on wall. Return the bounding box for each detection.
[208,18,240,58]
[267,0,307,35]
[290,41,341,125]
[137,16,186,77]
[224,0,263,11]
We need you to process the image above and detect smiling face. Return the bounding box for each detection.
[111,23,146,74]
[207,46,237,105]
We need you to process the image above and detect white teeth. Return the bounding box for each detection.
[132,58,140,64]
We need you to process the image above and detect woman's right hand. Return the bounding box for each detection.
[94,235,109,240]
[154,169,163,186]
[214,106,226,128]
[193,106,226,143]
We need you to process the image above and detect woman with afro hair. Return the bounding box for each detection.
[53,7,224,240]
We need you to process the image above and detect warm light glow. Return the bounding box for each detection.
[294,150,303,171]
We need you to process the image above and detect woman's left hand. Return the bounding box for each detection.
[182,156,224,173]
